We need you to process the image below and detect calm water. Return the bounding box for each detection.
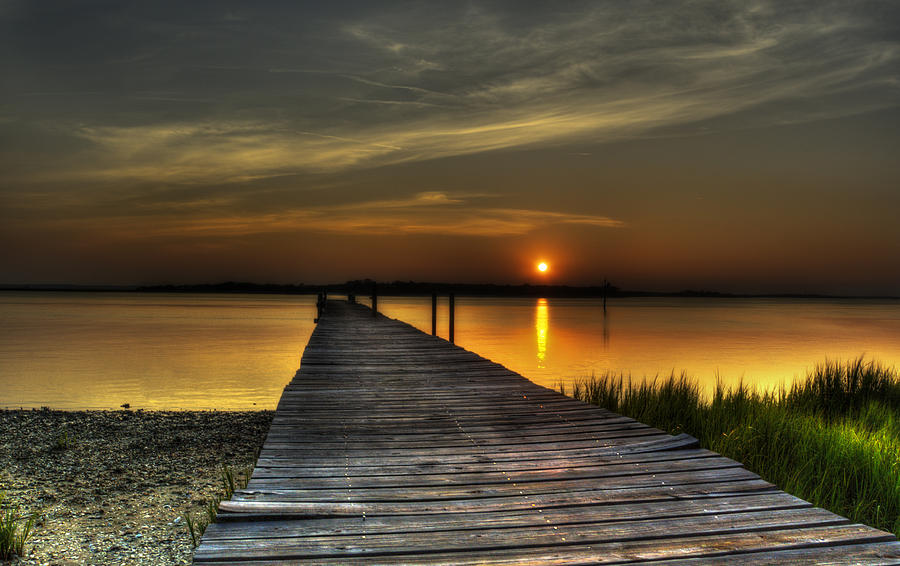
[375,296,900,394]
[2,292,899,409]
[0,292,317,410]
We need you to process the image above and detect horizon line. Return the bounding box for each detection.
[2,281,898,301]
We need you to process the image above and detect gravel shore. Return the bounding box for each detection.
[0,409,273,565]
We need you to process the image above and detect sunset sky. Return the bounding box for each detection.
[2,1,898,294]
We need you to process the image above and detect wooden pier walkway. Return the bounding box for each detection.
[195,300,900,564]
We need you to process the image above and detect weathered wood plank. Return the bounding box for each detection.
[232,467,764,503]
[246,456,743,489]
[196,507,851,559]
[251,448,720,477]
[253,433,701,466]
[193,523,897,563]
[203,492,811,540]
[216,478,778,518]
[650,540,900,565]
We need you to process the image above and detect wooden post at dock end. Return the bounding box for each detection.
[449,293,455,343]
[371,282,378,316]
[315,292,324,323]
[431,292,437,336]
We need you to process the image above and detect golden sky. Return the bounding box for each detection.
[2,2,899,293]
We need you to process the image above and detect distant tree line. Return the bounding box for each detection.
[137,279,626,297]
[8,280,867,299]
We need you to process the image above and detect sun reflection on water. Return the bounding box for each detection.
[536,298,549,368]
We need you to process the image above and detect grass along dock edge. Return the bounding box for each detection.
[561,357,900,536]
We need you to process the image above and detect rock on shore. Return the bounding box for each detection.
[0,409,272,565]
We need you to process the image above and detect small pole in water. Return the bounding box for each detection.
[449,292,455,343]
[372,282,378,316]
[431,292,437,336]
[602,278,608,313]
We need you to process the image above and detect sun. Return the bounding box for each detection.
[537,262,549,273]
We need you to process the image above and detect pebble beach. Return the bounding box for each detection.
[0,409,272,565]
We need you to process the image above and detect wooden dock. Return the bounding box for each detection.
[195,300,900,564]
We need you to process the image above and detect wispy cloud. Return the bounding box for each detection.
[3,2,897,187]
[2,1,899,203]
[2,2,899,290]
[337,97,446,108]
[30,191,624,239]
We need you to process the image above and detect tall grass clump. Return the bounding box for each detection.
[184,463,255,549]
[54,430,75,451]
[565,357,900,536]
[0,491,36,560]
[785,358,900,419]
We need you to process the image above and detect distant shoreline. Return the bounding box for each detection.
[1,281,897,301]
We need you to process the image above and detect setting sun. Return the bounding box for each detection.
[537,262,549,273]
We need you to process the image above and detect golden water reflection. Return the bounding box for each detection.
[535,298,548,368]
[5,294,900,409]
[0,292,317,410]
[377,296,900,398]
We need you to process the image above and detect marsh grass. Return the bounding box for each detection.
[564,357,900,536]
[184,513,197,548]
[185,463,255,548]
[53,430,75,451]
[786,358,900,418]
[0,491,36,560]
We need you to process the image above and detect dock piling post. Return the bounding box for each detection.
[372,282,378,316]
[431,292,437,336]
[315,292,323,322]
[449,293,455,343]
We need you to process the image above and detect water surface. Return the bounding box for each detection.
[0,292,316,409]
[2,292,899,409]
[375,296,900,393]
